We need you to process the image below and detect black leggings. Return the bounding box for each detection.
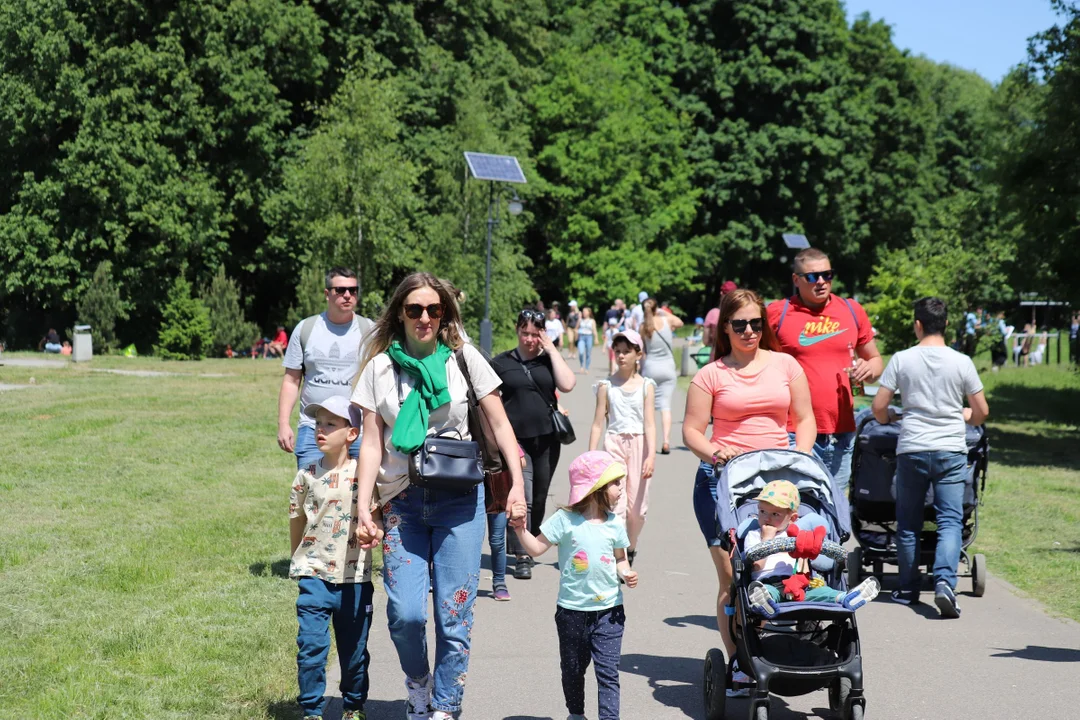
[510,433,561,555]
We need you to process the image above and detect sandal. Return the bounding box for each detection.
[660,444,671,455]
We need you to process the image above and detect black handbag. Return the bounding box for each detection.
[391,360,484,494]
[516,352,576,445]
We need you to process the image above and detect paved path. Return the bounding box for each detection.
[324,359,1079,720]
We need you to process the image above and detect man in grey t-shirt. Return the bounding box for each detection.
[871,297,989,618]
[277,267,373,469]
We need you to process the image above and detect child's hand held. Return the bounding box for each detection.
[622,569,638,588]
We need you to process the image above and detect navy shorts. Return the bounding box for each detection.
[692,460,723,547]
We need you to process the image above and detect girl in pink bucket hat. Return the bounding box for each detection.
[513,450,639,720]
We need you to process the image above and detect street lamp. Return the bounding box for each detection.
[464,152,527,354]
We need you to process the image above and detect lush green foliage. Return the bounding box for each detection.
[1,0,1078,351]
[156,274,213,361]
[75,261,128,353]
[201,266,259,357]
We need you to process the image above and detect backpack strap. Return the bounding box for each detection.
[298,315,318,373]
[776,299,791,333]
[842,297,861,336]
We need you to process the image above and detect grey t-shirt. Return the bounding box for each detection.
[879,345,984,455]
[283,313,370,429]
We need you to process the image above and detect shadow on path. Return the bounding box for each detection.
[991,645,1080,662]
[664,614,718,631]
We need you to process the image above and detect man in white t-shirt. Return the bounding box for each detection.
[278,267,373,469]
[871,296,989,618]
[627,291,648,331]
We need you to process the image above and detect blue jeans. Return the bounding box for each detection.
[895,451,967,592]
[790,431,855,494]
[295,423,361,470]
[487,511,508,587]
[556,605,625,720]
[692,461,723,547]
[577,333,594,371]
[44,343,62,353]
[380,485,486,713]
[296,577,374,716]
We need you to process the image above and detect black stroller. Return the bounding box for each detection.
[848,408,989,596]
[702,450,867,720]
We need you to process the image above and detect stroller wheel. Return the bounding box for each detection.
[847,704,864,720]
[972,553,987,597]
[702,648,727,720]
[829,677,851,716]
[847,547,863,587]
[753,703,770,720]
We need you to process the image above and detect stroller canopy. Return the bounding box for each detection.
[713,449,852,544]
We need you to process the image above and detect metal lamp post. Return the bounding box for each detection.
[464,152,527,354]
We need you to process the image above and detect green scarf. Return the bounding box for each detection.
[387,340,453,453]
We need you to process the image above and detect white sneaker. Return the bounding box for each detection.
[727,666,753,698]
[842,577,881,611]
[405,674,432,720]
[748,580,778,617]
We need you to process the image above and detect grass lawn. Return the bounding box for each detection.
[971,364,1080,620]
[0,353,309,719]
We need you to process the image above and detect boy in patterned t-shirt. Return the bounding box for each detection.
[289,396,383,720]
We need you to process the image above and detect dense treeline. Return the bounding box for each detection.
[0,0,1077,353]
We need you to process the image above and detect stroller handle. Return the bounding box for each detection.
[743,537,847,564]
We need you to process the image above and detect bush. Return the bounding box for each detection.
[156,273,213,360]
[76,261,128,352]
[201,266,258,356]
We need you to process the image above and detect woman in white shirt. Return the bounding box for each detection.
[545,308,565,350]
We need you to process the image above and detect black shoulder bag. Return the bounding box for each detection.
[516,352,576,445]
[390,358,484,494]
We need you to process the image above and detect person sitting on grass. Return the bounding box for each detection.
[289,395,384,720]
[746,480,880,616]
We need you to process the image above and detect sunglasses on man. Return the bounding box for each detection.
[328,285,359,296]
[404,303,445,320]
[728,318,764,334]
[797,270,834,283]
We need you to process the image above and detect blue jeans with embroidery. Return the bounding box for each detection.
[381,485,486,713]
[296,577,374,717]
[789,431,856,494]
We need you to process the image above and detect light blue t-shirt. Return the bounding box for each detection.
[965,312,978,336]
[540,509,630,611]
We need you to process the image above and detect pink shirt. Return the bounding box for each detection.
[704,307,721,329]
[690,351,804,453]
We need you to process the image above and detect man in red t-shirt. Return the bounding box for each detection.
[703,280,739,348]
[766,248,883,492]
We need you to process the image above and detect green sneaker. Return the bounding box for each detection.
[342,712,366,720]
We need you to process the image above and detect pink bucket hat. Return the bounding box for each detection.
[567,451,627,506]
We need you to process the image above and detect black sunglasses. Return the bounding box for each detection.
[404,303,444,320]
[328,285,359,296]
[518,309,545,324]
[728,318,764,334]
[798,270,834,283]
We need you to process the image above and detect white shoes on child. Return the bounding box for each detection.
[748,580,779,617]
[842,577,882,611]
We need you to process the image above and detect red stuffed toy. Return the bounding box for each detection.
[780,525,827,601]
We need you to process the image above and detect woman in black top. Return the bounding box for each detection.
[491,308,578,578]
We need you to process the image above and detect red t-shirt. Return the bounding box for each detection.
[273,329,288,345]
[766,295,873,434]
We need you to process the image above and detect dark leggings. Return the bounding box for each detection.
[510,433,561,556]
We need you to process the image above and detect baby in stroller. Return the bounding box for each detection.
[702,450,873,720]
[746,480,881,616]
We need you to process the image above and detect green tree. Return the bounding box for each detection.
[75,261,128,353]
[201,266,258,357]
[156,273,213,361]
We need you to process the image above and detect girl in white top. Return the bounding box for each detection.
[545,308,565,349]
[587,329,656,560]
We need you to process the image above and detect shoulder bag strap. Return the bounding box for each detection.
[388,357,405,407]
[456,349,504,471]
[515,352,558,413]
[776,299,791,334]
[842,297,861,336]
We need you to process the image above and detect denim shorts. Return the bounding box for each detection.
[692,461,723,547]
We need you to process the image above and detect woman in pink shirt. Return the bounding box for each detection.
[682,288,815,689]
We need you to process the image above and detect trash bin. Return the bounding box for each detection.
[73,325,93,363]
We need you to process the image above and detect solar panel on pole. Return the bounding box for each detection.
[782,233,810,249]
[464,152,527,184]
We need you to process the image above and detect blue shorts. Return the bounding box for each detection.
[692,460,723,547]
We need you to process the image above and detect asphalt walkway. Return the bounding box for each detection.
[325,358,1078,720]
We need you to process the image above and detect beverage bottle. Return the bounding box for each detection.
[848,342,864,397]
